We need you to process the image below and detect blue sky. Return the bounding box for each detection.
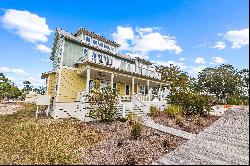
[0,0,249,88]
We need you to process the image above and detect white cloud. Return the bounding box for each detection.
[0,66,45,88]
[112,26,182,57]
[225,28,249,48]
[132,32,182,54]
[0,66,29,76]
[112,26,134,51]
[1,9,52,43]
[179,57,185,61]
[36,44,51,53]
[212,56,226,64]
[194,57,206,64]
[188,66,206,77]
[135,27,153,34]
[152,60,187,70]
[213,41,226,50]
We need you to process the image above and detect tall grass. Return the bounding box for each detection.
[0,103,103,164]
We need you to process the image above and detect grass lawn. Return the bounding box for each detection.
[0,103,104,165]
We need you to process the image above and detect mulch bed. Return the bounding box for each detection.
[79,121,186,165]
[150,113,220,134]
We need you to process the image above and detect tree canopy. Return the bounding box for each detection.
[197,64,243,98]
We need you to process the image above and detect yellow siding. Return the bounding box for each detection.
[134,83,138,94]
[137,83,140,93]
[57,67,86,102]
[47,73,56,97]
[118,82,125,96]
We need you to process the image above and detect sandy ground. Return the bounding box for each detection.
[210,105,248,116]
[0,102,23,115]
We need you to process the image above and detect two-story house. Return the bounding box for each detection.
[41,27,168,121]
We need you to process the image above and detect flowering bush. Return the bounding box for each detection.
[164,105,183,118]
[88,85,119,122]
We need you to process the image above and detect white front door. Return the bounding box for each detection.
[100,80,107,90]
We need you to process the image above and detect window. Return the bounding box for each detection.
[99,41,104,47]
[83,48,88,56]
[100,81,107,90]
[85,36,91,43]
[106,56,110,65]
[104,43,110,50]
[103,55,107,64]
[92,52,97,63]
[125,84,130,96]
[93,39,98,45]
[106,44,110,50]
[107,56,112,66]
[98,53,103,63]
[140,85,145,95]
[89,80,94,91]
[113,82,117,89]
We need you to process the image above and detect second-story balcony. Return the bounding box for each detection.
[77,49,161,80]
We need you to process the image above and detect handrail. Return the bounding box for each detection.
[132,94,145,107]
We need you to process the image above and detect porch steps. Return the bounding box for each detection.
[124,105,146,117]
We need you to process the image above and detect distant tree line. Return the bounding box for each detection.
[0,73,46,101]
[156,63,249,115]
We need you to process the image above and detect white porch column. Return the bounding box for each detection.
[87,50,92,62]
[160,83,162,101]
[111,73,114,89]
[147,80,150,101]
[86,68,91,92]
[132,77,135,95]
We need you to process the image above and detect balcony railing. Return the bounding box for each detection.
[81,51,161,79]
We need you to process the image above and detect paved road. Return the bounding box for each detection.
[152,108,249,165]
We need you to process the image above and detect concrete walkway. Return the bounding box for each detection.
[141,115,196,140]
[151,108,249,165]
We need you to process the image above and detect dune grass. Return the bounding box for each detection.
[0,103,104,165]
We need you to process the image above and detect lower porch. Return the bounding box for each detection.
[77,65,169,103]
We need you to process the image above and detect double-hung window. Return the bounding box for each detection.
[93,39,98,46]
[92,52,97,63]
[83,48,88,56]
[125,84,130,96]
[85,35,91,43]
[140,85,146,95]
[99,41,104,47]
[98,53,103,63]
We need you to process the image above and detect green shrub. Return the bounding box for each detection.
[127,112,139,125]
[88,86,119,122]
[130,123,143,139]
[149,106,160,116]
[227,96,249,105]
[164,105,183,118]
[175,115,184,126]
[167,91,212,115]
